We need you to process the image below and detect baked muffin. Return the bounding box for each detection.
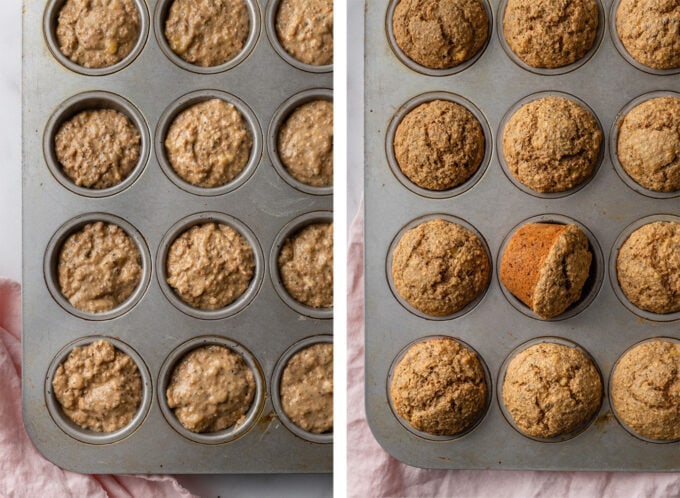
[166,223,255,310]
[502,342,602,439]
[390,337,487,435]
[392,0,489,69]
[500,223,592,319]
[502,96,602,193]
[391,219,490,317]
[616,0,680,70]
[393,99,485,190]
[58,222,142,313]
[166,345,255,433]
[165,99,253,188]
[617,96,680,193]
[164,0,250,67]
[616,221,680,314]
[503,0,599,69]
[611,339,680,441]
[280,342,333,433]
[275,0,333,66]
[56,0,141,69]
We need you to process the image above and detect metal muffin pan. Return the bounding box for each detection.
[23,0,332,473]
[365,0,679,471]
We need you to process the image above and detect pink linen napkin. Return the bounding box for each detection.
[0,278,195,498]
[347,203,680,498]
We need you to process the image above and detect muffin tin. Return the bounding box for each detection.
[23,0,332,473]
[365,0,679,470]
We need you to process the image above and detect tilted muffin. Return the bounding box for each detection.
[392,0,489,69]
[391,219,490,317]
[617,96,680,193]
[502,96,602,193]
[502,342,602,439]
[616,221,680,314]
[390,337,488,435]
[394,99,485,190]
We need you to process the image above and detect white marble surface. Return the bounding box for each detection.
[4,0,331,495]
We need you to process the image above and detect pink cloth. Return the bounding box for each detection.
[0,278,195,498]
[347,204,680,498]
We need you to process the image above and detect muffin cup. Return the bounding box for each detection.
[385,91,492,199]
[387,335,492,441]
[497,91,605,199]
[386,214,492,321]
[497,336,604,443]
[497,214,604,321]
[271,335,333,444]
[157,212,264,320]
[385,0,492,77]
[155,90,263,196]
[43,91,151,198]
[45,336,152,445]
[265,0,332,73]
[610,91,680,199]
[44,213,152,321]
[158,336,265,445]
[268,88,333,196]
[270,211,333,319]
[609,214,680,322]
[154,0,261,74]
[43,0,149,76]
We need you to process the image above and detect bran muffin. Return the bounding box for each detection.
[275,0,333,66]
[164,0,250,67]
[503,0,599,69]
[166,223,255,310]
[390,337,488,436]
[502,96,602,193]
[616,221,680,315]
[500,223,593,319]
[54,109,141,189]
[56,0,141,69]
[616,0,680,70]
[502,342,602,439]
[392,0,489,70]
[617,96,680,193]
[391,219,490,317]
[58,222,142,314]
[611,339,680,441]
[393,99,485,191]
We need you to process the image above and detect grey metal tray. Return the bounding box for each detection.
[22,0,332,474]
[364,0,679,471]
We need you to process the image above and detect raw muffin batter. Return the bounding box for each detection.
[500,223,592,319]
[503,0,599,69]
[280,342,333,433]
[278,100,333,187]
[391,219,490,317]
[611,340,680,441]
[392,0,489,69]
[56,0,141,69]
[394,99,485,190]
[58,221,142,313]
[164,0,250,67]
[165,99,253,188]
[166,345,256,433]
[278,222,333,309]
[166,223,255,310]
[502,342,602,439]
[52,340,142,432]
[390,337,487,435]
[616,0,680,70]
[276,0,333,66]
[55,109,141,189]
[502,96,602,193]
[617,96,680,192]
[616,221,680,314]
